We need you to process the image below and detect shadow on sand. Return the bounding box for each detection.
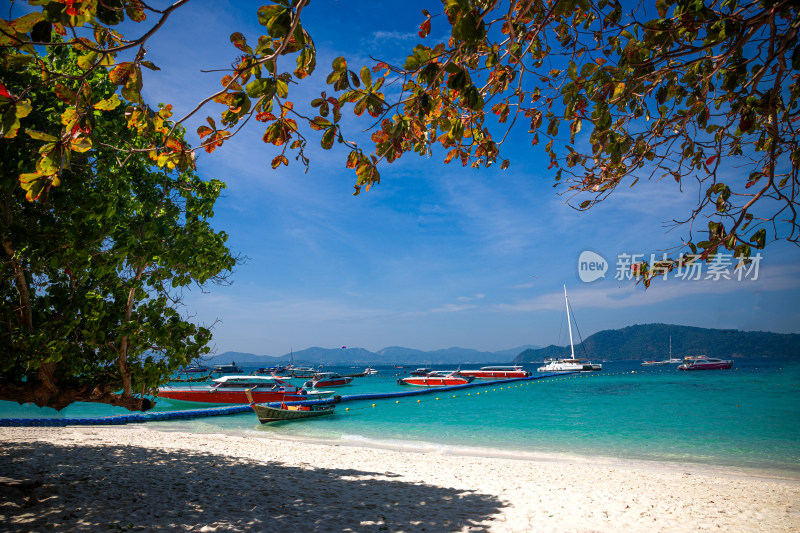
[1,439,505,532]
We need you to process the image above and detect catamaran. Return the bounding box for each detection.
[537,286,602,373]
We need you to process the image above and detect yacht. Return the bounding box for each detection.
[537,286,602,373]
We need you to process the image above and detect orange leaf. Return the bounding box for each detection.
[418,18,431,38]
[271,155,288,169]
[371,131,389,143]
[165,138,183,151]
[109,63,135,85]
[705,155,717,166]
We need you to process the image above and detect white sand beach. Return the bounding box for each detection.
[1,426,798,532]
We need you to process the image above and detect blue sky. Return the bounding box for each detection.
[38,1,800,355]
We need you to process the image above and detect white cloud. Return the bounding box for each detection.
[371,31,419,42]
[494,262,800,313]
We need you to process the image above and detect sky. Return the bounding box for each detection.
[32,1,800,356]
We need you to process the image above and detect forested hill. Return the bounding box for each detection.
[513,324,800,362]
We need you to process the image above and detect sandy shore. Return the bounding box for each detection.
[1,427,798,532]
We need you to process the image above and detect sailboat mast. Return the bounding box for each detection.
[564,285,575,358]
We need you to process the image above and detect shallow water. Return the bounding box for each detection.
[2,358,798,474]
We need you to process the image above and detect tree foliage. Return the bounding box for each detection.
[2,0,797,283]
[0,46,235,411]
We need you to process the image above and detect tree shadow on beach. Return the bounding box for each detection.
[0,439,505,532]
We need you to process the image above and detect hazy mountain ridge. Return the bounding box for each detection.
[514,323,800,362]
[204,344,540,366]
[202,324,799,366]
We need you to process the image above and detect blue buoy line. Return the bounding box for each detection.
[0,373,571,427]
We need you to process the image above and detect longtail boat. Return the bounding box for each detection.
[246,389,337,424]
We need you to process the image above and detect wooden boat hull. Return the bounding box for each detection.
[250,403,336,424]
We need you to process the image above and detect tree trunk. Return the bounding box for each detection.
[118,265,146,400]
[0,381,153,411]
[1,235,33,333]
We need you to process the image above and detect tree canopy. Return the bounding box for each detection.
[0,0,797,408]
[2,0,796,281]
[1,45,235,410]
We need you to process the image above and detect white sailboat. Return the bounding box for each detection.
[666,337,682,363]
[642,336,680,366]
[537,286,602,372]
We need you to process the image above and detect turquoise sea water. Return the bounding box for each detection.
[2,358,799,475]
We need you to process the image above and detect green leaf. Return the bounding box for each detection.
[26,129,58,142]
[360,66,372,88]
[70,136,92,153]
[321,127,335,150]
[245,78,275,98]
[93,94,122,111]
[750,228,766,249]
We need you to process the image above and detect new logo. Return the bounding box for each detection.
[578,251,608,283]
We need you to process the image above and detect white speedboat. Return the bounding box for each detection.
[157,375,335,405]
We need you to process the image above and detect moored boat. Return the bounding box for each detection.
[678,357,733,371]
[538,359,599,372]
[641,360,670,366]
[303,372,354,388]
[458,365,531,379]
[254,365,287,375]
[537,286,602,373]
[212,361,243,374]
[157,375,334,405]
[290,366,317,378]
[181,364,210,373]
[641,337,677,366]
[170,374,212,383]
[246,390,338,424]
[398,371,474,387]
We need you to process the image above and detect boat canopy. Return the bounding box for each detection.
[212,376,292,388]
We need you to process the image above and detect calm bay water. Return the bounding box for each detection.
[2,358,798,474]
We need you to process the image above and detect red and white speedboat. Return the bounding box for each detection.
[304,372,354,388]
[678,357,733,371]
[398,371,474,387]
[157,375,335,405]
[458,365,531,379]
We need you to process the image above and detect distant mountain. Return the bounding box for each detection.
[375,346,431,361]
[203,344,542,366]
[493,345,540,358]
[514,324,800,362]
